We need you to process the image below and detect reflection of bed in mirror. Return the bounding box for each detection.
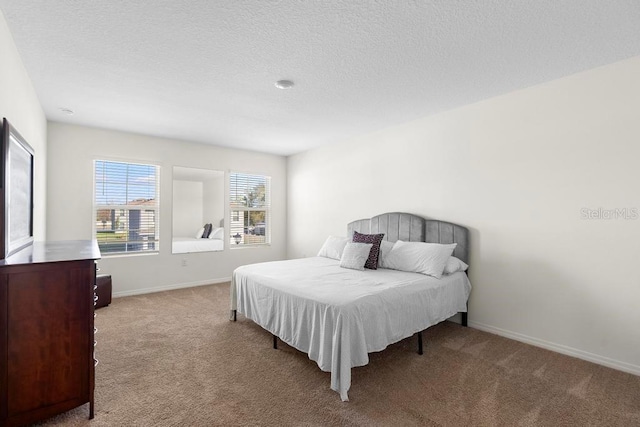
[172,237,224,253]
[172,166,225,254]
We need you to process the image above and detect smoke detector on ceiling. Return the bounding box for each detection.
[274,80,294,89]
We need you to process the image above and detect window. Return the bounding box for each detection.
[94,160,159,254]
[229,172,271,246]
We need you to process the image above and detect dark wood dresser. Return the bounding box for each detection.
[0,240,100,427]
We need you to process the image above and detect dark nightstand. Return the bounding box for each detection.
[95,274,112,309]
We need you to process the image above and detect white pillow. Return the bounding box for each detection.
[195,227,205,239]
[384,240,457,279]
[378,240,394,268]
[209,227,224,240]
[443,256,469,275]
[317,236,349,260]
[340,242,373,271]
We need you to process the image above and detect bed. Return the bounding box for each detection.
[172,237,224,253]
[173,223,225,253]
[229,212,471,401]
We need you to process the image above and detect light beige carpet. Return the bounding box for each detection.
[38,283,639,426]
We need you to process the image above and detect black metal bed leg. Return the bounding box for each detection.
[231,309,237,322]
[461,312,467,327]
[417,331,423,355]
[273,334,278,349]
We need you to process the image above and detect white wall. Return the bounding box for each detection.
[203,174,225,227]
[173,180,204,237]
[287,56,640,375]
[0,10,47,239]
[47,122,287,296]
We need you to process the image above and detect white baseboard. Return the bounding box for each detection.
[469,320,640,377]
[112,277,231,298]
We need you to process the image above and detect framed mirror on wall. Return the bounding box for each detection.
[172,166,225,254]
[1,118,35,260]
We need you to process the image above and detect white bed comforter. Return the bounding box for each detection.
[230,256,471,401]
[172,237,224,253]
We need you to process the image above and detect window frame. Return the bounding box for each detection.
[93,159,160,256]
[229,171,271,247]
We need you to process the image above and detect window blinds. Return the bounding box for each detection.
[94,160,159,254]
[229,172,271,245]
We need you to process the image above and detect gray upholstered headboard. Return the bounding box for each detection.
[347,212,469,265]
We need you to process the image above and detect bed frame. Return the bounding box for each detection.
[233,212,470,355]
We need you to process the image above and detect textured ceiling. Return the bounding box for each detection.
[1,1,639,156]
